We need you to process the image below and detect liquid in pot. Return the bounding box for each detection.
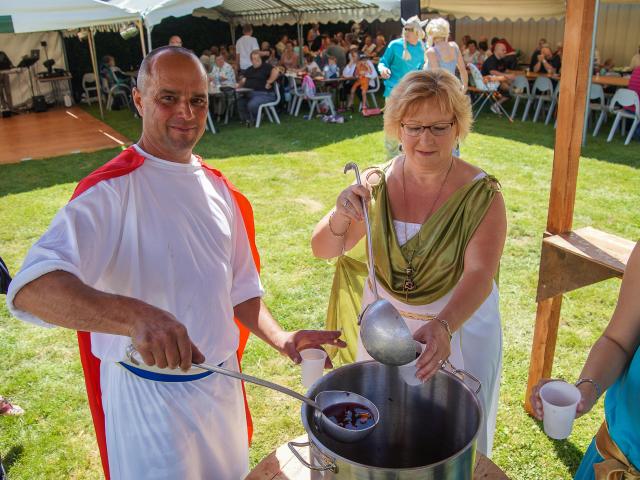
[323,403,375,430]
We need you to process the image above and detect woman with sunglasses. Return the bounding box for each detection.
[312,69,506,458]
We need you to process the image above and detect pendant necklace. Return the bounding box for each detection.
[401,154,455,300]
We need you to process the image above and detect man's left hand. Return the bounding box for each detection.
[274,330,346,368]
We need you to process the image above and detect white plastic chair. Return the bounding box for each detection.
[588,84,607,136]
[467,63,511,119]
[358,75,380,111]
[508,75,530,121]
[100,76,131,111]
[522,76,553,122]
[81,73,99,105]
[295,79,336,119]
[256,81,281,128]
[545,82,561,125]
[288,75,305,116]
[205,111,216,134]
[605,88,640,145]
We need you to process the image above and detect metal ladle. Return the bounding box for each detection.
[344,162,416,366]
[125,346,379,443]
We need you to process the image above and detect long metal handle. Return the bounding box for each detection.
[344,162,378,299]
[442,360,482,394]
[287,441,336,472]
[125,345,321,411]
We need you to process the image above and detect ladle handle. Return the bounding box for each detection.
[344,162,378,299]
[125,345,321,411]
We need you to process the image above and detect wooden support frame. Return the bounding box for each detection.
[524,0,597,414]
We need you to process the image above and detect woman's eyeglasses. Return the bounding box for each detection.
[401,121,455,137]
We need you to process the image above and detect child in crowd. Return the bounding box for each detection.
[323,56,339,79]
[347,55,374,113]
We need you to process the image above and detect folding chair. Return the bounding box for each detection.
[605,88,640,146]
[467,63,512,120]
[256,82,281,128]
[508,75,530,121]
[81,73,99,105]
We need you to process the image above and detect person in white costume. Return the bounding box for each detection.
[312,70,506,457]
[6,46,345,480]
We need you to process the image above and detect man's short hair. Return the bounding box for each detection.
[243,24,253,34]
[250,49,262,60]
[467,40,477,48]
[137,46,205,91]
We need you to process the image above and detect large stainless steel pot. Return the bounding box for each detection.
[292,361,482,479]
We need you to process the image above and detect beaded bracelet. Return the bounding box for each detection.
[575,378,602,399]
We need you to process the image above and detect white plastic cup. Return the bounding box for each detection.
[398,341,425,386]
[300,348,327,388]
[540,381,581,439]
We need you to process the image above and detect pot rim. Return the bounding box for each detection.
[301,361,484,472]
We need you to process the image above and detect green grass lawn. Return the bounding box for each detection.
[1,104,639,479]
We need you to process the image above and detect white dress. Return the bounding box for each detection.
[6,145,264,479]
[356,175,502,458]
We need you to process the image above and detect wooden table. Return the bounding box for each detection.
[246,434,509,479]
[38,73,73,106]
[507,70,629,87]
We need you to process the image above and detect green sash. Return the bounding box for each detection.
[325,171,500,364]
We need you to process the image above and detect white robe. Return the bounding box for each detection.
[356,194,502,459]
[6,145,264,479]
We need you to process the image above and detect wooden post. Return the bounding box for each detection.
[524,0,596,414]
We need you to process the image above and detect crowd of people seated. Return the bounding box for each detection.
[191,22,389,120]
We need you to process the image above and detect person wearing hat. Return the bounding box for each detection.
[377,16,427,98]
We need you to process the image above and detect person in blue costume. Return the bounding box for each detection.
[530,241,640,480]
[377,16,427,98]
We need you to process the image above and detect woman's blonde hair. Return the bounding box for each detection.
[384,69,472,143]
[425,17,450,48]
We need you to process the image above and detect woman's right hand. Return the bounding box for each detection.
[379,66,391,79]
[335,184,371,222]
[530,378,597,420]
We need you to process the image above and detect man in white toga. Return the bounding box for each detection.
[6,46,344,480]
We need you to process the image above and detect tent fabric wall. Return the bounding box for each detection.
[0,32,67,108]
[455,3,640,67]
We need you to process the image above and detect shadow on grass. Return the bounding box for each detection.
[532,418,584,475]
[472,108,640,169]
[1,444,24,472]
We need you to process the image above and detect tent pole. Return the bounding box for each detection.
[146,22,153,51]
[137,19,147,57]
[297,15,304,67]
[229,21,236,45]
[59,31,73,102]
[581,0,600,147]
[87,28,105,119]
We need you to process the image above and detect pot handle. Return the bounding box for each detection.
[287,441,337,472]
[442,360,482,394]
